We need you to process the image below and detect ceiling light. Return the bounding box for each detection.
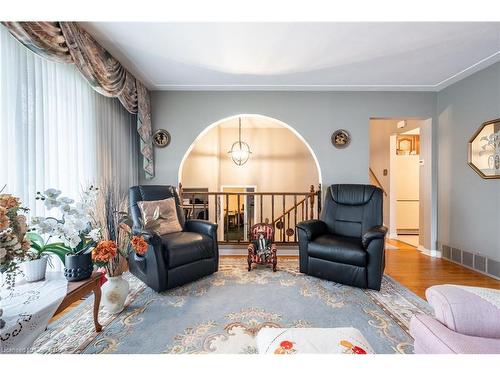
[228,117,252,166]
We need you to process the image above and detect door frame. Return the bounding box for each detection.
[220,185,258,241]
[389,132,420,243]
[370,117,438,257]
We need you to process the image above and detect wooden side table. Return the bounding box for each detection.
[53,271,103,332]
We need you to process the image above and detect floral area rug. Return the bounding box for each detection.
[31,258,432,354]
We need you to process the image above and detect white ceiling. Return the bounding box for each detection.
[82,22,500,91]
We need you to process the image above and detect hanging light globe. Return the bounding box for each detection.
[228,117,252,166]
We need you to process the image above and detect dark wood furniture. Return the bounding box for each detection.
[53,271,103,332]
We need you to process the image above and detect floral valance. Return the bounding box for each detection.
[2,21,154,179]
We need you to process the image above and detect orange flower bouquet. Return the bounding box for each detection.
[130,235,148,256]
[117,211,153,258]
[91,240,118,275]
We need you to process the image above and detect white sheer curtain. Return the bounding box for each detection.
[0,25,138,216]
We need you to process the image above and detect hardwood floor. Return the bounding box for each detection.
[384,239,500,299]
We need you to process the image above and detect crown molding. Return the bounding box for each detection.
[435,50,500,91]
[152,84,439,92]
[152,51,500,92]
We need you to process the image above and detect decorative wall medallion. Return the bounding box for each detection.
[331,129,351,149]
[468,118,500,179]
[153,129,171,148]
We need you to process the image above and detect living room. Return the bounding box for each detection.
[1,1,500,373]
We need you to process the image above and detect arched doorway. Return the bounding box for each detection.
[178,114,322,244]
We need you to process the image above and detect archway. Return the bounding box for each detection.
[178,114,322,184]
[178,114,322,243]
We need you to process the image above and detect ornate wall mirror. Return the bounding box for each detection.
[468,118,500,179]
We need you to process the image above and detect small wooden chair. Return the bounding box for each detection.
[247,223,277,272]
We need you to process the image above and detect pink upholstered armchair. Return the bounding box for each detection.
[410,284,500,354]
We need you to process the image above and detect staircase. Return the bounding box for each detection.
[271,185,320,242]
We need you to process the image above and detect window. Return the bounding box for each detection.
[0,25,138,216]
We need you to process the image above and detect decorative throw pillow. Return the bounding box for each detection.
[137,198,183,235]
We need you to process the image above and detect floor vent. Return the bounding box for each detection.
[441,244,500,280]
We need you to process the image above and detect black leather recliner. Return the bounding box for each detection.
[296,184,387,290]
[128,185,219,292]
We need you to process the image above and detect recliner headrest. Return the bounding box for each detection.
[329,184,380,206]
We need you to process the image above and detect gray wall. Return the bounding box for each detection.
[140,64,500,268]
[144,91,436,192]
[437,62,500,262]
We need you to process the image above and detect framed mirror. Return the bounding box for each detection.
[468,118,500,179]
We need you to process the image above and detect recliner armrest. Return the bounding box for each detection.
[184,219,218,239]
[296,220,328,241]
[362,225,387,248]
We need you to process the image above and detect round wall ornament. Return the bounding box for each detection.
[153,129,171,148]
[331,129,351,149]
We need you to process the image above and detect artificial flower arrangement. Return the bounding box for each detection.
[29,187,100,260]
[0,188,31,330]
[129,235,148,255]
[118,205,161,257]
[91,236,148,273]
[88,186,156,314]
[0,187,31,288]
[88,186,151,277]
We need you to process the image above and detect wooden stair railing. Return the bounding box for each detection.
[272,185,316,225]
[270,185,319,242]
[369,168,388,196]
[178,183,322,244]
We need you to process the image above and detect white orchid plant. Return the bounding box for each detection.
[29,187,101,262]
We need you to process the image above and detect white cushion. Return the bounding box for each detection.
[256,327,373,354]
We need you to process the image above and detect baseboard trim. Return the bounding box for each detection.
[418,245,441,258]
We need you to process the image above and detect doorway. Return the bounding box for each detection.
[369,118,435,255]
[391,128,420,247]
[221,185,256,242]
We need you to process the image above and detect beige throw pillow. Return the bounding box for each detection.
[137,198,183,235]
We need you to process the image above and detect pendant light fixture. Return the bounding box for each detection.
[228,117,252,166]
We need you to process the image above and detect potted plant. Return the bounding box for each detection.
[30,187,100,281]
[22,232,70,282]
